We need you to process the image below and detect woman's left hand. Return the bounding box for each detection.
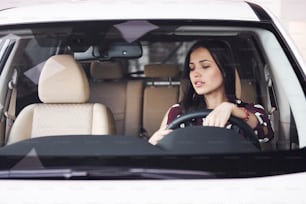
[203,102,235,127]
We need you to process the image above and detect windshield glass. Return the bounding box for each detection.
[0,20,305,179]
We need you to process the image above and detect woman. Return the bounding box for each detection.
[149,40,274,145]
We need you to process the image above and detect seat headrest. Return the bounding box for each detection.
[90,61,124,80]
[38,55,90,103]
[144,64,179,78]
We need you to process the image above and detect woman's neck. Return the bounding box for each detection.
[204,92,228,109]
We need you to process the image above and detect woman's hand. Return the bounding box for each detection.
[148,128,173,145]
[204,102,259,130]
[203,102,235,127]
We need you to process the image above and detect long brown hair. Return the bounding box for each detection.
[180,40,237,113]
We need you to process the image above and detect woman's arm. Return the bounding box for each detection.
[204,102,273,141]
[148,109,173,145]
[231,104,259,129]
[229,102,274,140]
[242,103,274,142]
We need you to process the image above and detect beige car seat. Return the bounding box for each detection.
[235,69,258,104]
[89,61,143,136]
[7,55,115,145]
[142,64,180,137]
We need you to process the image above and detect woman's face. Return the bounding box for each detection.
[189,47,224,96]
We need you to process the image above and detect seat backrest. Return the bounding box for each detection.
[7,55,115,145]
[235,69,258,104]
[89,61,143,136]
[142,64,180,136]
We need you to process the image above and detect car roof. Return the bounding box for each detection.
[0,0,260,26]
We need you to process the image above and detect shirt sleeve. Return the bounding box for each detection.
[245,103,274,142]
[166,104,182,125]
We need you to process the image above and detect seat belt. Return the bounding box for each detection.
[3,69,18,144]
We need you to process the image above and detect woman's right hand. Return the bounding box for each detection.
[148,128,173,145]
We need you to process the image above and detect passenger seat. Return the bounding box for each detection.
[89,61,143,136]
[7,55,116,145]
[142,64,180,137]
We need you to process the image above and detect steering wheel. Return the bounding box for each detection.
[167,110,261,150]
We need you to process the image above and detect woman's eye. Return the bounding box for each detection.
[189,65,195,71]
[200,62,210,69]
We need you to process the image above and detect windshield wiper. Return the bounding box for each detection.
[0,169,87,179]
[0,168,215,179]
[86,168,215,179]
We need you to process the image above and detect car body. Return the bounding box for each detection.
[0,0,305,203]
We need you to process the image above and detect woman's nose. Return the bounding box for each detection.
[193,68,201,77]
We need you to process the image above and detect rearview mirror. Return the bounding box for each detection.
[74,42,142,61]
[103,42,143,59]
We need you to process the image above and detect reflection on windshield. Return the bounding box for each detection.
[24,62,45,85]
[114,20,158,43]
[11,148,43,170]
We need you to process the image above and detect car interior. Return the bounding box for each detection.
[0,20,303,153]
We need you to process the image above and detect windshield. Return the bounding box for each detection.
[0,19,305,179]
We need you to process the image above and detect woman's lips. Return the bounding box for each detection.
[194,81,205,88]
